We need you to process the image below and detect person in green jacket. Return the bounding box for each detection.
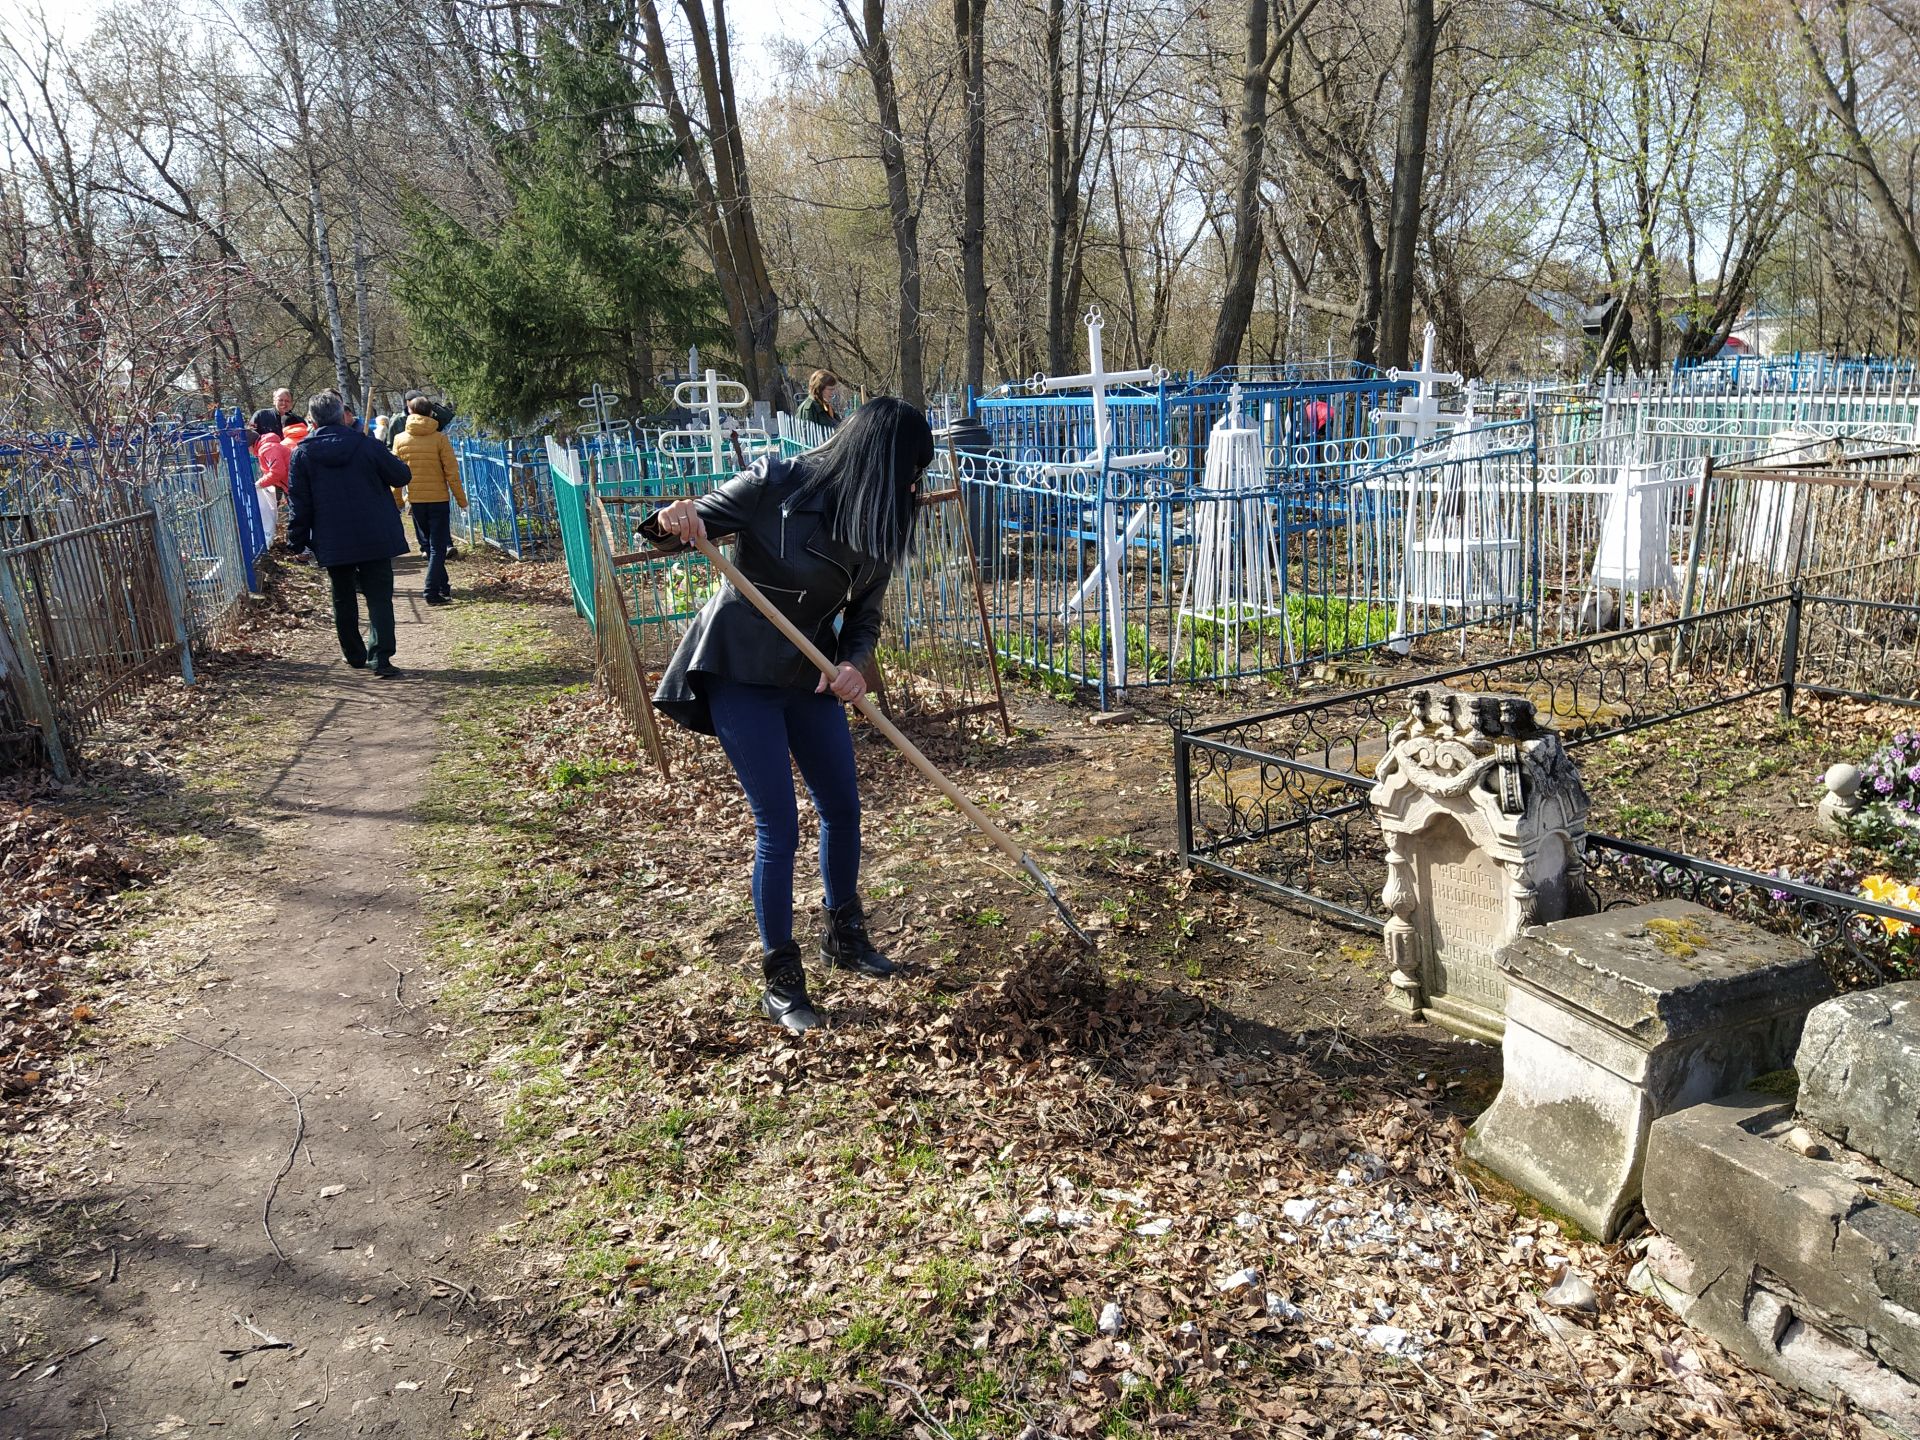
[794,369,841,431]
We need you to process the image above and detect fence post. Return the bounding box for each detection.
[147,494,197,686]
[451,438,472,551]
[1673,456,1715,668]
[1172,726,1193,868]
[499,438,522,559]
[1527,417,1542,651]
[1780,582,1803,721]
[0,556,71,780]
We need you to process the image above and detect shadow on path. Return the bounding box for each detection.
[0,559,585,1439]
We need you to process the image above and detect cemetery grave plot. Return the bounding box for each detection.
[1176,597,1920,992]
[418,592,1865,1440]
[1575,697,1891,868]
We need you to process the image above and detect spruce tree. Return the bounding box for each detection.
[394,7,717,427]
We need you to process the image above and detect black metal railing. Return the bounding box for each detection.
[1173,588,1920,989]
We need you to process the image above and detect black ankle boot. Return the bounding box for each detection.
[820,897,895,978]
[760,944,820,1033]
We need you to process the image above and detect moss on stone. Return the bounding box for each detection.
[1642,915,1710,959]
[1458,1157,1597,1243]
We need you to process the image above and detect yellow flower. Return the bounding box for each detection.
[1859,874,1920,936]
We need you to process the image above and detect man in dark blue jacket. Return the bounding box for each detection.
[287,390,414,678]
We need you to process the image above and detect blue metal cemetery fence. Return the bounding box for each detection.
[948,416,1542,706]
[3,410,262,555]
[1158,375,1415,491]
[535,358,1918,722]
[451,435,559,558]
[152,461,254,646]
[1667,352,1920,395]
[970,372,1416,489]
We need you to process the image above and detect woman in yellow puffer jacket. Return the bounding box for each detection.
[391,397,468,605]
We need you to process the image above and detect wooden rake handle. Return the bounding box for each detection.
[685,533,1092,947]
[690,535,1017,863]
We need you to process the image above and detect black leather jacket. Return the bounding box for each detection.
[643,457,892,734]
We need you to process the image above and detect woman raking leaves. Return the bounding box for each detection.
[642,398,936,1033]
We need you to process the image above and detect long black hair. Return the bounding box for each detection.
[786,395,934,564]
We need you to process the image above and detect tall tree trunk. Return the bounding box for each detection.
[1208,0,1272,373]
[308,173,355,402]
[1347,188,1384,368]
[1630,37,1663,371]
[337,50,377,417]
[1377,0,1435,371]
[347,185,376,417]
[954,0,988,395]
[1211,0,1323,371]
[1044,0,1077,374]
[839,0,925,406]
[628,311,656,413]
[634,0,790,408]
[1790,0,1920,345]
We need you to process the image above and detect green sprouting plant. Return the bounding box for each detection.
[547,756,635,790]
[659,563,719,619]
[1284,594,1392,655]
[995,634,1081,702]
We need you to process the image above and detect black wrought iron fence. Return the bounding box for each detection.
[1173,588,1920,990]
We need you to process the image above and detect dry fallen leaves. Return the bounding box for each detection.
[447,682,1862,1440]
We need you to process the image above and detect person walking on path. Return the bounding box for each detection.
[794,370,842,432]
[250,409,292,548]
[287,390,414,678]
[390,396,467,605]
[641,397,934,1033]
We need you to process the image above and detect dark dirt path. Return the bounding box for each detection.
[2,559,523,1439]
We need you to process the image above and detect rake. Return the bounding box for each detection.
[681,533,1094,949]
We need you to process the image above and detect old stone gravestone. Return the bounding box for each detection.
[1468,899,1829,1240]
[1369,688,1591,1041]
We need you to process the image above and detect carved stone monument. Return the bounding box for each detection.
[1467,899,1830,1240]
[1369,688,1591,1041]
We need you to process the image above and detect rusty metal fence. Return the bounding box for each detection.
[154,464,253,646]
[1,470,256,777]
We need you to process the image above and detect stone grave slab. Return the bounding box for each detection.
[1642,1092,1920,1437]
[1796,982,1920,1185]
[1463,899,1830,1240]
[1369,687,1590,1041]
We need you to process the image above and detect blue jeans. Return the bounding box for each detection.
[413,502,452,598]
[706,678,861,950]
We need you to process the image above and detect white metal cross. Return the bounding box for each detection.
[669,368,753,472]
[1031,309,1171,689]
[577,383,622,435]
[1380,323,1463,451]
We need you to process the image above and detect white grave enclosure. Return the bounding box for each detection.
[1032,307,1169,689]
[1732,429,1827,578]
[1366,326,1526,649]
[1587,460,1684,622]
[1176,384,1286,664]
